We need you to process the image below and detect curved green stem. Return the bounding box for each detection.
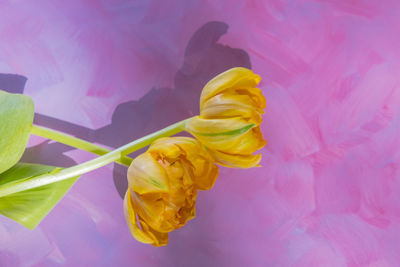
[31,125,132,167]
[0,118,191,197]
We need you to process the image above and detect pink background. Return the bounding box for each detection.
[1,0,400,266]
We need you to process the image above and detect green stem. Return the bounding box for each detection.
[0,118,190,197]
[31,125,132,167]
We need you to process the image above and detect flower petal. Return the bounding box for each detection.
[208,150,262,168]
[149,137,219,190]
[127,153,169,194]
[186,116,256,136]
[149,137,198,160]
[186,117,266,153]
[123,190,168,247]
[192,157,219,190]
[200,67,261,109]
[201,93,263,124]
[234,87,266,111]
[130,191,173,233]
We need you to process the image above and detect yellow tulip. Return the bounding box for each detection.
[123,137,219,246]
[185,67,266,168]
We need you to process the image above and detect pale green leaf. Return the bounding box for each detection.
[0,162,79,229]
[0,90,34,174]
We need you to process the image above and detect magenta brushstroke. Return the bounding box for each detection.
[1,0,400,266]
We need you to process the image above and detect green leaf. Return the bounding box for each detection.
[0,90,34,174]
[0,162,79,229]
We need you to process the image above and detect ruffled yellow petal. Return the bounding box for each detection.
[208,150,262,168]
[127,153,169,194]
[123,190,168,246]
[164,182,196,228]
[200,67,261,109]
[234,87,266,111]
[184,155,219,191]
[186,116,255,136]
[129,159,201,233]
[201,93,263,124]
[191,127,265,155]
[149,138,185,160]
[149,137,198,160]
[186,117,266,152]
[150,137,219,191]
[223,126,265,154]
[131,189,197,233]
[129,191,171,233]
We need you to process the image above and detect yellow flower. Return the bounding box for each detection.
[185,67,266,168]
[123,137,219,246]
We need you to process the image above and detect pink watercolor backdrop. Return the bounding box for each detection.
[1,0,400,266]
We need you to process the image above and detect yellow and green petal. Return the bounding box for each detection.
[129,190,173,233]
[127,153,169,194]
[123,190,168,247]
[208,150,262,168]
[201,93,263,124]
[186,116,256,137]
[200,67,261,109]
[186,117,266,152]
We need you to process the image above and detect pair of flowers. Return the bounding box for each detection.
[124,67,266,246]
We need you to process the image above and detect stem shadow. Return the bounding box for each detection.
[1,21,252,265]
[3,21,251,199]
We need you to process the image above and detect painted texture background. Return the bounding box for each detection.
[1,0,400,266]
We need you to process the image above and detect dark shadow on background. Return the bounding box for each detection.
[1,21,252,265]
[4,21,251,198]
[0,73,27,94]
[32,21,251,199]
[0,74,77,167]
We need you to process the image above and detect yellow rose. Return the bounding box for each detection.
[123,137,219,246]
[185,67,266,168]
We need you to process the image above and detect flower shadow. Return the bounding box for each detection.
[0,73,77,168]
[1,21,252,265]
[30,20,251,198]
